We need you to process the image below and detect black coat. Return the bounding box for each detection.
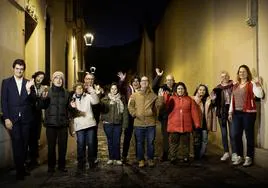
[42,85,70,127]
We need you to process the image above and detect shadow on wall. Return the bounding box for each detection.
[0,115,14,170]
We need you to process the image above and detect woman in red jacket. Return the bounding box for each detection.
[163,82,200,164]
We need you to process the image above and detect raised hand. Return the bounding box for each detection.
[155,68,164,76]
[117,72,126,81]
[94,84,104,95]
[158,88,164,96]
[87,86,95,94]
[26,79,34,93]
[41,86,49,98]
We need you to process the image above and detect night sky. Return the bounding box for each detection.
[82,0,170,47]
[81,0,170,85]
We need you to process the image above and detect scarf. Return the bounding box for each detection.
[108,92,124,114]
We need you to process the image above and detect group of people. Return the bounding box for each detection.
[152,65,263,168]
[1,59,264,181]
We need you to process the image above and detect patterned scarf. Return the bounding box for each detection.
[108,92,124,114]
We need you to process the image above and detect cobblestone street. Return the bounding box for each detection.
[1,125,268,188]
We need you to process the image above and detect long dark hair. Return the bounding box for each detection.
[193,84,209,103]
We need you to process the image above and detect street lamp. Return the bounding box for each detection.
[84,33,94,46]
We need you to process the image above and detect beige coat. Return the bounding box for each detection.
[128,88,163,127]
[192,96,217,132]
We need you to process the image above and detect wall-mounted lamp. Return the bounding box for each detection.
[84,33,94,46]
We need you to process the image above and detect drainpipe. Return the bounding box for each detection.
[246,0,261,147]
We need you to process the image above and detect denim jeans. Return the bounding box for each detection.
[135,126,156,161]
[76,127,96,167]
[218,117,236,153]
[200,130,208,158]
[103,123,122,160]
[193,129,208,159]
[232,111,256,158]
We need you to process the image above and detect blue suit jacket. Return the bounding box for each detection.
[1,76,35,124]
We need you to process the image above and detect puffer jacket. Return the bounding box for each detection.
[73,92,99,131]
[164,93,200,133]
[43,85,70,127]
[128,88,163,127]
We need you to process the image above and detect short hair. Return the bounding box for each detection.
[84,72,95,79]
[32,71,45,79]
[73,82,85,91]
[220,70,230,78]
[12,59,26,70]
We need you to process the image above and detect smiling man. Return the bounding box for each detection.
[1,59,35,180]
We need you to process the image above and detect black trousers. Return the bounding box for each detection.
[160,117,169,158]
[46,127,68,169]
[28,111,42,162]
[122,115,135,158]
[10,119,30,175]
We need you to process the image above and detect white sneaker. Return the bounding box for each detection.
[243,156,252,167]
[232,156,243,165]
[113,160,123,165]
[107,160,114,165]
[231,153,238,162]
[220,152,230,161]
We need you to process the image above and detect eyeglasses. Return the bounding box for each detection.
[85,78,94,80]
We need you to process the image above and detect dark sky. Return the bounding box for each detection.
[83,0,170,47]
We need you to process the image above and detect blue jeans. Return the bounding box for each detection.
[76,127,96,167]
[103,123,122,160]
[193,129,208,159]
[200,130,208,158]
[218,117,236,153]
[232,111,256,158]
[135,126,156,161]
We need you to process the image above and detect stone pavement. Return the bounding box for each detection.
[1,125,268,188]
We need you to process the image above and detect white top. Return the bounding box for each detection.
[73,92,99,132]
[14,76,23,95]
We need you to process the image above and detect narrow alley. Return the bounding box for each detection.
[1,125,268,188]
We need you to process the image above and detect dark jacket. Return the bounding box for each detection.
[152,75,176,121]
[41,85,70,127]
[100,94,128,128]
[1,76,35,124]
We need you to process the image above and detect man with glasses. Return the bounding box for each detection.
[83,72,104,166]
[128,76,164,168]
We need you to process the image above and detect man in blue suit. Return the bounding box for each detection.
[1,59,35,180]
